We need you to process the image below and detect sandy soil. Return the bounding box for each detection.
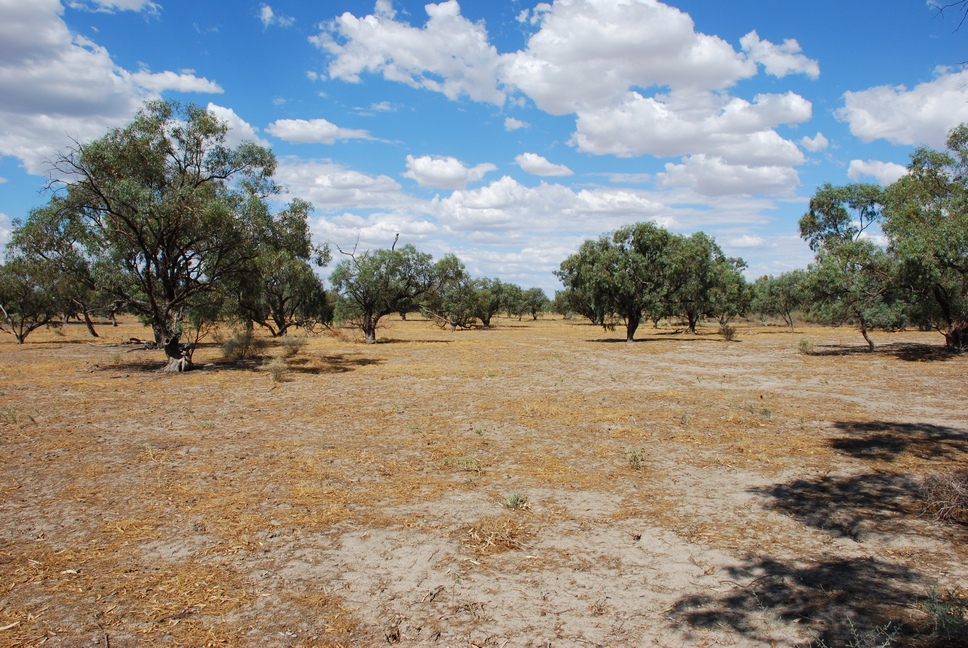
[1,316,966,647]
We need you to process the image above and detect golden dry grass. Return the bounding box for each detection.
[1,315,967,646]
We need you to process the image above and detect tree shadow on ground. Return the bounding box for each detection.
[830,421,968,463]
[810,341,954,362]
[288,354,384,374]
[753,471,925,541]
[587,336,723,344]
[669,556,923,646]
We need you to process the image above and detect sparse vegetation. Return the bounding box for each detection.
[266,356,289,382]
[920,470,968,524]
[799,336,815,355]
[504,490,529,510]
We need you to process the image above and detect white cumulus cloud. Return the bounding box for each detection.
[403,154,496,189]
[266,118,373,144]
[315,0,505,104]
[658,154,799,197]
[275,158,409,210]
[847,159,908,186]
[504,117,528,131]
[800,132,828,152]
[836,67,968,147]
[739,31,819,79]
[515,152,573,177]
[0,0,224,174]
[205,104,270,148]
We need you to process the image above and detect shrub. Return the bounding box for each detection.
[720,324,737,341]
[504,490,529,510]
[266,356,289,382]
[218,328,265,361]
[798,336,814,355]
[626,448,643,471]
[280,334,307,357]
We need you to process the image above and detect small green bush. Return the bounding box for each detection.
[218,328,265,361]
[504,490,529,510]
[720,325,737,341]
[798,336,814,355]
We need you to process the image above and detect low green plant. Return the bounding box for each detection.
[920,587,968,644]
[504,490,529,510]
[720,324,737,341]
[626,448,643,471]
[798,336,814,355]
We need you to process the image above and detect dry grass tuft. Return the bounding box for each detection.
[459,515,532,556]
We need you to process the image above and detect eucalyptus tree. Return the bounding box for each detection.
[751,271,809,331]
[13,100,280,371]
[331,244,461,343]
[884,124,968,351]
[0,255,66,343]
[557,222,673,341]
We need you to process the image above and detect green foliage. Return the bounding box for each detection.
[798,337,815,355]
[557,222,674,341]
[752,271,809,331]
[11,100,282,368]
[233,198,332,336]
[330,244,460,343]
[521,287,550,320]
[884,125,968,350]
[800,182,885,252]
[804,240,905,351]
[0,255,66,343]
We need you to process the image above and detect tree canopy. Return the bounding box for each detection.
[8,100,316,370]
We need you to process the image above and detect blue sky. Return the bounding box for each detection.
[1,0,967,296]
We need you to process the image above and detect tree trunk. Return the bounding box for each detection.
[161,333,193,372]
[362,312,378,344]
[859,319,875,352]
[625,316,640,342]
[945,323,967,352]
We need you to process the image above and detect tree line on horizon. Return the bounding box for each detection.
[1,100,966,370]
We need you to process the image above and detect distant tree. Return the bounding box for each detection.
[521,287,549,320]
[800,183,902,350]
[502,283,524,319]
[422,257,476,331]
[751,271,809,331]
[884,124,968,351]
[708,257,751,329]
[474,277,506,327]
[13,100,280,371]
[0,255,66,343]
[665,232,743,333]
[331,244,459,343]
[804,240,904,351]
[234,199,331,336]
[557,222,673,341]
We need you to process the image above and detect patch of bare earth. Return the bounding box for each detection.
[1,317,966,646]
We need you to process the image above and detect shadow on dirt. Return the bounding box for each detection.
[830,421,968,462]
[810,341,955,362]
[753,472,923,541]
[288,354,384,374]
[668,556,922,646]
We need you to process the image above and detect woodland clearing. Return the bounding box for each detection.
[1,316,966,647]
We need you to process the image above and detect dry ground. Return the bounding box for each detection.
[1,315,966,647]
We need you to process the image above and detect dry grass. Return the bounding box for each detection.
[1,316,967,646]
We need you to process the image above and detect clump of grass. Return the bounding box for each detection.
[798,336,814,355]
[720,324,737,341]
[450,454,483,473]
[280,334,307,357]
[266,356,289,382]
[920,469,968,524]
[218,328,265,361]
[626,448,644,471]
[504,490,529,510]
